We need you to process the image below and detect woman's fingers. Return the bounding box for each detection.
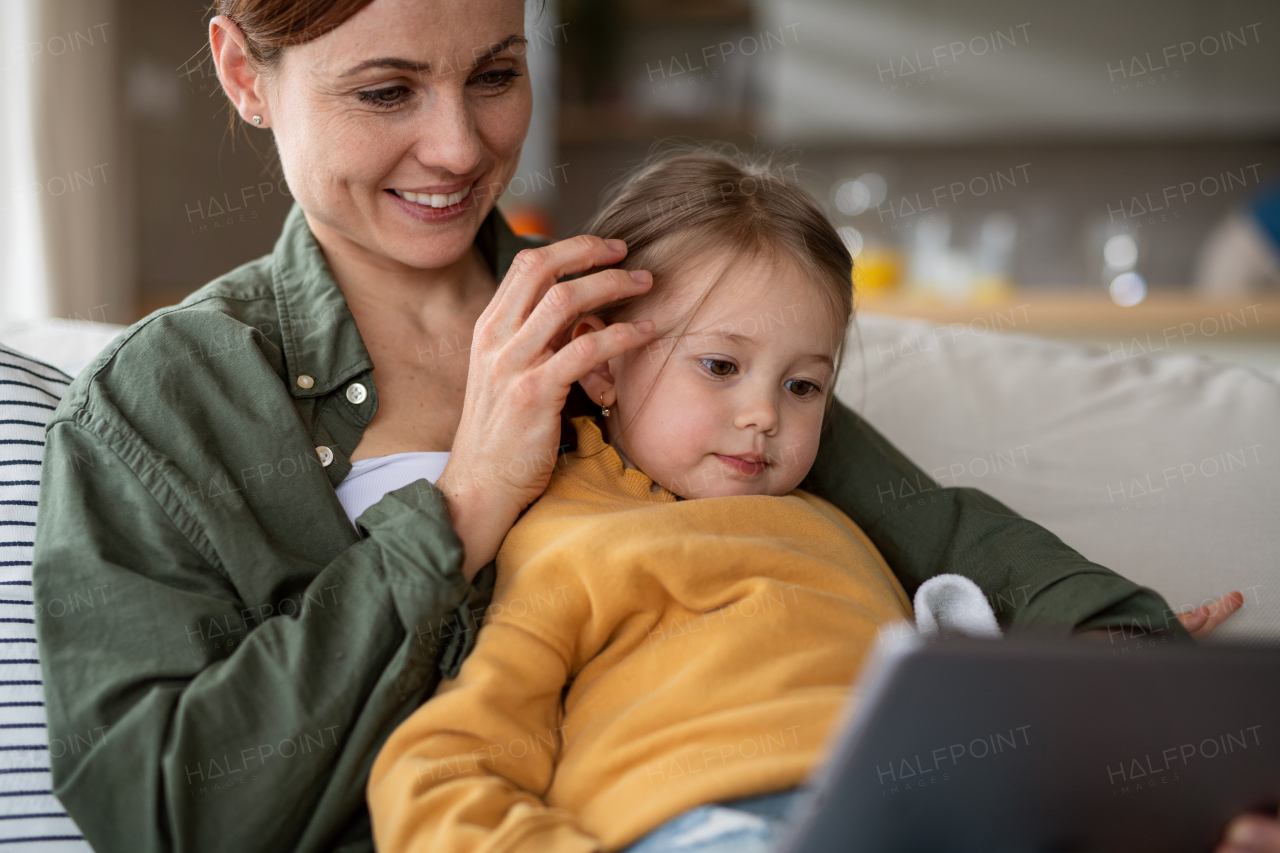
[511,268,653,362]
[1198,591,1244,636]
[1177,591,1244,640]
[1217,813,1280,852]
[542,319,656,391]
[1176,607,1209,635]
[487,235,629,324]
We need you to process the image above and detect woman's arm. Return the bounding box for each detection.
[31,231,655,853]
[34,419,478,853]
[804,400,1188,638]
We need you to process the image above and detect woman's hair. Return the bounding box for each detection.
[583,145,855,409]
[201,0,376,140]
[206,0,376,70]
[205,0,546,71]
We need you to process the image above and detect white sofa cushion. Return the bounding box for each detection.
[0,321,126,379]
[0,343,93,850]
[839,313,1280,641]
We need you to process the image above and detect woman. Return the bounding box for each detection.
[29,1,1271,852]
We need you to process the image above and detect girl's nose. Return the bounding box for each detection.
[733,387,780,436]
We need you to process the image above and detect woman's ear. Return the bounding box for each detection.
[209,16,271,127]
[571,315,617,408]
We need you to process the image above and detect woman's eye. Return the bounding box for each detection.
[470,69,521,90]
[785,379,820,397]
[700,359,737,377]
[357,86,412,109]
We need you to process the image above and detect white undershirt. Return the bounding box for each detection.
[335,451,450,527]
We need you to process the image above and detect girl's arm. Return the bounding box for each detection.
[368,619,598,853]
[805,400,1188,638]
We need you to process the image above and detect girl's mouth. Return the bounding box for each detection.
[715,454,765,476]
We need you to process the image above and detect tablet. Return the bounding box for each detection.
[778,632,1280,853]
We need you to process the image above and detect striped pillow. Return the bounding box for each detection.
[0,343,92,851]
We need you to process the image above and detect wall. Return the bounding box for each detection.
[122,0,294,318]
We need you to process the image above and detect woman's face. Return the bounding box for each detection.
[263,0,531,270]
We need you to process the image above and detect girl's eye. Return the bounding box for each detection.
[785,379,820,397]
[470,68,521,90]
[357,86,412,109]
[700,358,737,377]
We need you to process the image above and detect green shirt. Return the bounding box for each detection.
[33,203,1184,853]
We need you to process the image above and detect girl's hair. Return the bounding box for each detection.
[583,145,855,409]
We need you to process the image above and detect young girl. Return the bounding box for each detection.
[366,148,906,852]
[364,149,1234,853]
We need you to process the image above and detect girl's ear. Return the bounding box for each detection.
[571,315,618,408]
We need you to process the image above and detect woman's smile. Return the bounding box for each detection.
[387,183,475,222]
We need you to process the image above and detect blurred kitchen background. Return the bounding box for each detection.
[1,0,1278,368]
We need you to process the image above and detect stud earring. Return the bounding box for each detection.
[252,115,262,125]
[600,393,611,418]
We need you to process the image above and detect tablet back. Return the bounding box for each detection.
[780,634,1280,853]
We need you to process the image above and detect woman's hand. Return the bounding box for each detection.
[1188,591,1272,853]
[1217,811,1280,853]
[437,236,655,579]
[1185,591,1275,853]
[1175,591,1244,640]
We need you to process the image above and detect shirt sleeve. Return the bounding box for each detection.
[804,399,1188,638]
[33,418,483,853]
[367,619,599,853]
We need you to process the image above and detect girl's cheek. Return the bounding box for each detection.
[794,439,821,479]
[787,425,824,480]
[668,373,726,426]
[644,390,714,466]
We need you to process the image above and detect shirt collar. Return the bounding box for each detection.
[271,202,528,399]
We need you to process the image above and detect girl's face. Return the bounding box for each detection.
[592,251,845,500]
[262,0,531,271]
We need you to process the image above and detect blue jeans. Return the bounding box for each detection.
[623,790,801,853]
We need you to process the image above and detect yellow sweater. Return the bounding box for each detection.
[368,417,912,853]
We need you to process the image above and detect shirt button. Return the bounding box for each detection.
[316,446,334,467]
[346,383,368,404]
[296,375,314,389]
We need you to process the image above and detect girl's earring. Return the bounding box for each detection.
[252,115,262,125]
[600,393,611,418]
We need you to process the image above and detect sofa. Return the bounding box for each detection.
[838,313,1278,642]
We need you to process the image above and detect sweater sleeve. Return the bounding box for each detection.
[33,418,481,853]
[368,615,599,853]
[804,399,1188,638]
